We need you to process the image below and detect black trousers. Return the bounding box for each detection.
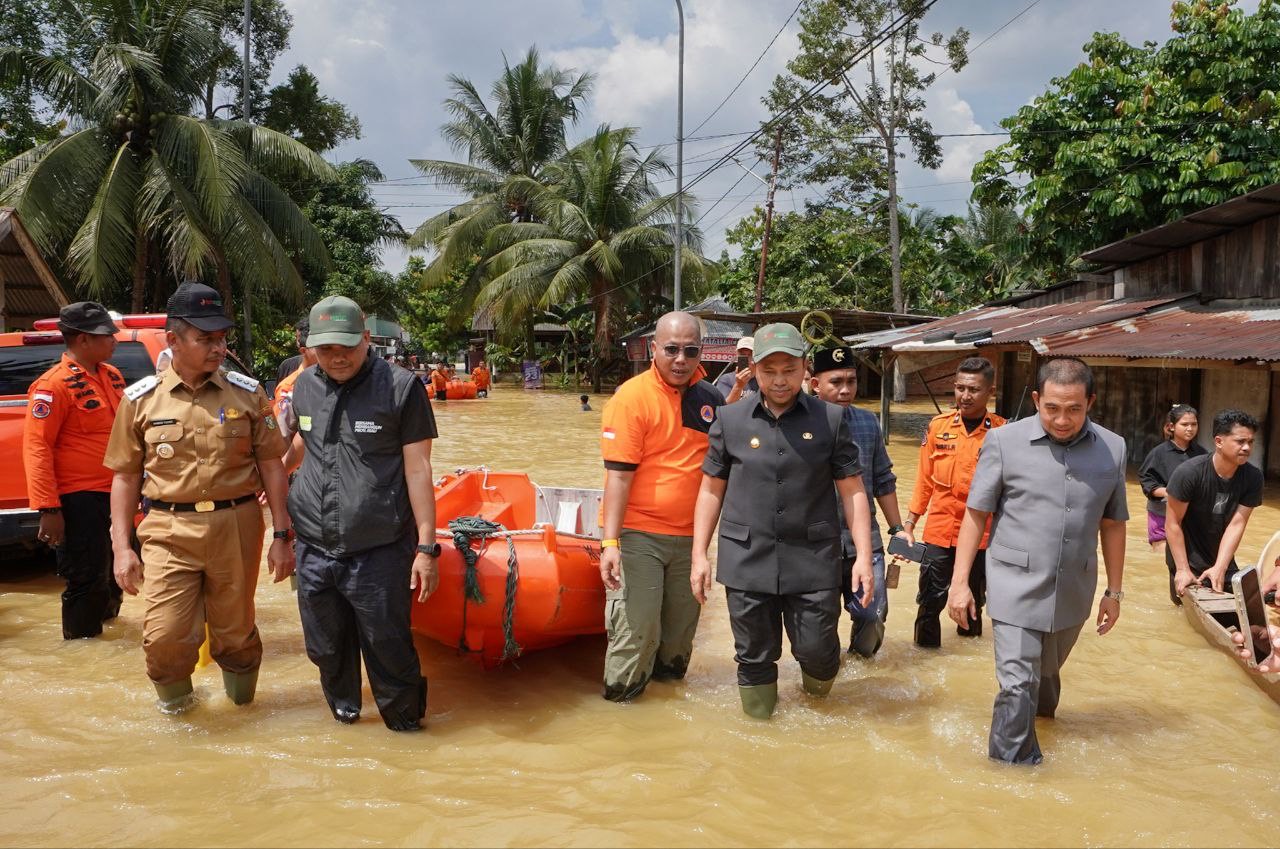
[915,544,986,647]
[295,537,427,730]
[725,587,841,686]
[55,491,123,639]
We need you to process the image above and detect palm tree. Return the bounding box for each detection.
[0,0,332,316]
[474,126,714,391]
[407,47,592,299]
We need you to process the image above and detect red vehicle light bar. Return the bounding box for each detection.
[32,313,168,331]
[22,331,64,345]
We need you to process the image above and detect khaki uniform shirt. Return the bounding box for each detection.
[104,367,286,502]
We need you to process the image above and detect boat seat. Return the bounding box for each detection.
[472,501,515,527]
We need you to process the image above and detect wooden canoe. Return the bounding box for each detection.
[1180,530,1280,706]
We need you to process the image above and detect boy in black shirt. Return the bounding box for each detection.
[1165,409,1264,604]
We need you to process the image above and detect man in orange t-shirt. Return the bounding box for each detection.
[597,312,723,702]
[430,365,449,401]
[23,301,126,639]
[471,360,491,397]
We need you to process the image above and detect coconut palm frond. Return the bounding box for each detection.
[0,45,101,116]
[152,114,247,230]
[409,158,504,195]
[2,127,114,252]
[223,194,306,306]
[66,141,141,299]
[239,169,332,274]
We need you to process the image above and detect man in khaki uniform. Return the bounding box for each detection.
[106,282,294,713]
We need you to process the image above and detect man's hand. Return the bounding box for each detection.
[691,553,714,604]
[1233,625,1280,672]
[266,538,293,583]
[410,552,439,603]
[114,548,144,596]
[733,367,752,388]
[37,512,65,548]
[600,546,622,591]
[1200,565,1228,594]
[1173,567,1200,597]
[947,582,976,629]
[851,554,874,608]
[1096,596,1120,635]
[890,528,914,563]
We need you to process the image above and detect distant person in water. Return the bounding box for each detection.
[580,394,592,412]
[1138,404,1205,556]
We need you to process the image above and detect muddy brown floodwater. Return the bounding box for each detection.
[2,391,1278,847]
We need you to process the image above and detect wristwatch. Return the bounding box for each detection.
[887,523,906,535]
[417,542,442,557]
[38,507,62,515]
[273,529,294,542]
[1103,588,1124,602]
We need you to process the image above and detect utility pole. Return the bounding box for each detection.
[673,0,685,310]
[752,129,783,314]
[240,0,254,368]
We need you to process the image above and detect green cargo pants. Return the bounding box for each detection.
[602,529,702,702]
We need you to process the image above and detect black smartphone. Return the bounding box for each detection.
[735,354,750,372]
[887,534,926,563]
[1233,567,1271,667]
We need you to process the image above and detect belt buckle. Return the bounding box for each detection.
[194,500,215,513]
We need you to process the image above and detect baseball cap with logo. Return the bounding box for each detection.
[166,282,234,332]
[811,345,856,375]
[306,296,366,347]
[58,301,118,335]
[751,322,807,361]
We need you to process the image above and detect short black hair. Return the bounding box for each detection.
[1167,404,1197,426]
[295,316,309,336]
[1036,357,1094,397]
[580,394,589,402]
[1212,408,1259,437]
[956,356,995,385]
[61,328,85,346]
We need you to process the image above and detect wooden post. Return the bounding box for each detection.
[879,351,893,443]
[752,129,783,313]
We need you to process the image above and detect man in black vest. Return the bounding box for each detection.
[284,296,440,731]
[691,322,874,719]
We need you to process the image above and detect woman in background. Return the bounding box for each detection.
[1138,404,1206,553]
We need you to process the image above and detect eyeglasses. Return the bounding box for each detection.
[658,344,702,359]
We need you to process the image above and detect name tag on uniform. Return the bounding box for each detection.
[299,415,312,432]
[354,420,383,434]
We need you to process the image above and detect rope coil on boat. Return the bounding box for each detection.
[447,516,523,663]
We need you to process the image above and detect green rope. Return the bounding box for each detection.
[447,516,523,663]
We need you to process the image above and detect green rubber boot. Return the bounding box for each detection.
[155,677,195,714]
[222,668,260,705]
[738,682,778,719]
[801,670,835,697]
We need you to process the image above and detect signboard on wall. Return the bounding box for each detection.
[522,360,544,389]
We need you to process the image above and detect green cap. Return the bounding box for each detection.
[752,322,807,360]
[306,296,366,347]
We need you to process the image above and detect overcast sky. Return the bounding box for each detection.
[268,0,1256,276]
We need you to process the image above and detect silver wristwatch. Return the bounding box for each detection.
[1103,588,1124,602]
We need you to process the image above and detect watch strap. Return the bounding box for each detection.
[417,542,442,557]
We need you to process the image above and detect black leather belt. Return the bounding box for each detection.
[150,494,257,513]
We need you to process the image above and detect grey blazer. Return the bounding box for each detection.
[966,416,1128,632]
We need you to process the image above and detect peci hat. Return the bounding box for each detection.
[811,345,857,375]
[751,322,807,361]
[306,296,366,347]
[57,301,118,335]
[166,282,234,332]
[735,336,755,352]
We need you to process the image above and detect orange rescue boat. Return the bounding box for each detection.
[424,379,479,400]
[413,469,604,667]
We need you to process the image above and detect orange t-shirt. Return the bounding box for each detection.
[908,409,1006,548]
[599,364,722,536]
[23,353,125,507]
[273,362,307,436]
[472,366,491,390]
[430,370,448,391]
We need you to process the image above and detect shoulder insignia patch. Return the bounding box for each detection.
[225,371,260,392]
[124,375,159,402]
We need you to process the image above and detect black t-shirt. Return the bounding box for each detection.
[1138,439,1208,517]
[1165,454,1264,574]
[277,354,302,385]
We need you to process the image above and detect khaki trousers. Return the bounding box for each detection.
[602,529,701,700]
[136,500,265,685]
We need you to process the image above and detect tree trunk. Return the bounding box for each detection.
[886,134,907,402]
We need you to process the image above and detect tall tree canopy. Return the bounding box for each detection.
[262,65,361,153]
[972,0,1280,271]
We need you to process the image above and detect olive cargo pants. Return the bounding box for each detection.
[602,529,702,701]
[136,500,265,685]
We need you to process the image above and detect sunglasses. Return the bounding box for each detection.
[658,344,702,359]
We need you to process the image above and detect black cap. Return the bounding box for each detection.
[57,301,118,335]
[811,345,857,375]
[166,282,234,332]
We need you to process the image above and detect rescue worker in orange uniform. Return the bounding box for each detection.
[23,301,126,639]
[902,357,1005,648]
[472,360,491,397]
[105,282,294,713]
[430,365,449,401]
[274,334,318,443]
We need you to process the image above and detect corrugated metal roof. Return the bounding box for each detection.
[1081,182,1280,265]
[1037,302,1280,361]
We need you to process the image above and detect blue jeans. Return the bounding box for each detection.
[841,549,888,657]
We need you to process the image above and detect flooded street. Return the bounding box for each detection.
[2,390,1279,847]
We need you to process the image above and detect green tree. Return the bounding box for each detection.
[0,0,66,162]
[973,0,1280,272]
[400,255,471,357]
[198,0,292,120]
[262,65,361,153]
[0,0,333,324]
[473,126,714,391]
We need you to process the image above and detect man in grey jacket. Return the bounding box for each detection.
[948,357,1127,765]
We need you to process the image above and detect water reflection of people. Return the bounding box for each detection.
[597,312,721,702]
[1138,404,1204,558]
[691,322,873,719]
[948,358,1127,765]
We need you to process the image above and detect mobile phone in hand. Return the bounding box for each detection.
[735,354,750,372]
[887,535,926,563]
[1233,567,1271,667]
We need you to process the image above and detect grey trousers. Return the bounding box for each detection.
[989,619,1084,765]
[726,587,841,686]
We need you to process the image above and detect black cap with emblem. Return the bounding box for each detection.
[810,345,857,375]
[57,301,118,336]
[166,281,234,332]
